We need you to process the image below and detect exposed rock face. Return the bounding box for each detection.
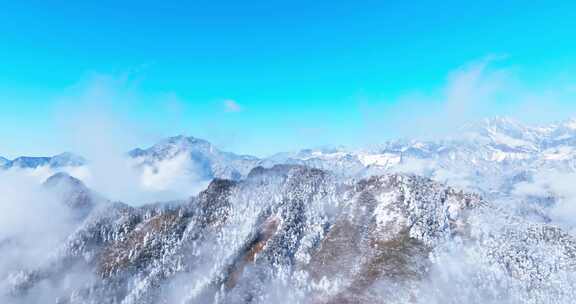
[3,165,576,303]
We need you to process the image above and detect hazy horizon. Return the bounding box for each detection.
[3,2,576,158]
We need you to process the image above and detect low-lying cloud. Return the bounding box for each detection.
[0,170,75,279]
[513,169,576,230]
[48,73,211,205]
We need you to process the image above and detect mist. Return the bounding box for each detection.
[0,169,80,301]
[360,56,576,143]
[46,73,212,205]
[2,57,576,303]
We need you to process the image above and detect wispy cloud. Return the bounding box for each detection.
[513,170,576,230]
[360,55,511,140]
[223,99,242,112]
[51,73,211,204]
[0,170,76,278]
[360,55,576,142]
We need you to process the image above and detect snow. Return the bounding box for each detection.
[358,153,401,167]
[373,191,399,226]
[487,129,534,149]
[8,116,576,302]
[489,150,531,162]
[564,119,576,130]
[543,146,576,161]
[555,134,573,141]
[304,151,349,160]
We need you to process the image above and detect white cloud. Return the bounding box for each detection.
[512,169,576,230]
[50,73,211,205]
[0,170,75,277]
[223,99,242,112]
[139,152,210,201]
[361,56,511,140]
[0,169,100,303]
[360,55,576,142]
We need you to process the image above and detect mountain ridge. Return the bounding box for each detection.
[5,118,576,302]
[0,152,86,170]
[4,165,576,303]
[5,117,576,174]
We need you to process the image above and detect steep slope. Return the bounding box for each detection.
[43,172,105,218]
[261,118,576,225]
[4,165,576,303]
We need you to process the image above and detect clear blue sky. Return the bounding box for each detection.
[2,1,576,157]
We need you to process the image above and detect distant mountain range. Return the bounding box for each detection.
[4,117,576,303]
[6,117,576,174]
[4,117,576,228]
[4,117,576,205]
[0,152,85,170]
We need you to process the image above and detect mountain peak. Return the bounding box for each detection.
[127,135,260,181]
[129,135,214,160]
[149,135,213,150]
[50,152,86,167]
[163,134,206,144]
[44,172,99,211]
[477,116,527,132]
[44,172,84,188]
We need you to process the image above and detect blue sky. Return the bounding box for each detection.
[2,1,576,157]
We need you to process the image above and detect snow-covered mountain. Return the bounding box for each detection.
[43,172,104,214]
[4,165,576,303]
[5,118,576,303]
[0,152,85,170]
[4,117,576,217]
[267,118,576,217]
[4,117,576,212]
[279,117,576,169]
[8,117,576,184]
[129,135,260,181]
